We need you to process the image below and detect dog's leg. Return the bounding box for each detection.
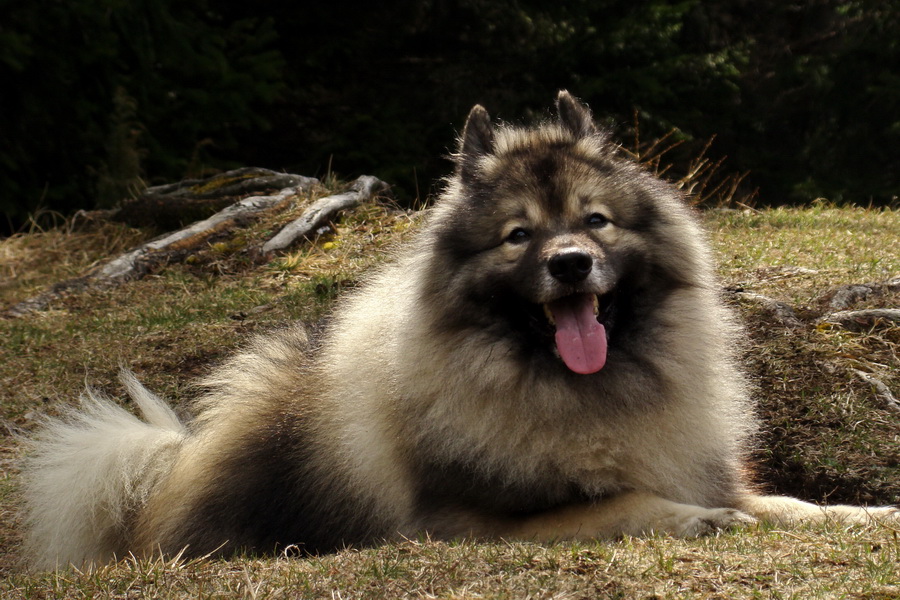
[497,491,756,541]
[738,495,899,527]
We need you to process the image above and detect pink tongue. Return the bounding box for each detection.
[548,294,607,374]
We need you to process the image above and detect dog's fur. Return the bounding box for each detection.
[23,91,898,570]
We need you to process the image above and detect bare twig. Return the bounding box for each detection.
[852,370,900,414]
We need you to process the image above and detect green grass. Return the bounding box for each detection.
[0,199,898,598]
[711,204,899,302]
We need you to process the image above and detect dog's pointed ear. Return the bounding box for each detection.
[556,90,597,138]
[459,104,494,158]
[456,104,494,181]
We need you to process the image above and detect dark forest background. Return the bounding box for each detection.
[2,0,898,234]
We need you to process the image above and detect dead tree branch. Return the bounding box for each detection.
[852,370,900,414]
[4,176,317,319]
[733,291,804,328]
[819,309,900,331]
[820,277,900,311]
[261,175,390,254]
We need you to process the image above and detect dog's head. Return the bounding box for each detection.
[424,92,709,375]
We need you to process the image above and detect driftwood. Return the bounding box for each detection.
[261,175,389,254]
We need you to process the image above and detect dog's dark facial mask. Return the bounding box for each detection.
[444,91,631,376]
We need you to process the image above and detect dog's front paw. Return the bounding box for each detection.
[660,506,757,538]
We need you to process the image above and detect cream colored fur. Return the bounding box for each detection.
[23,372,185,570]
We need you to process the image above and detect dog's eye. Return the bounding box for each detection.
[506,228,531,244]
[586,213,609,228]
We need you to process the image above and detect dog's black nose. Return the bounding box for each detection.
[548,250,593,283]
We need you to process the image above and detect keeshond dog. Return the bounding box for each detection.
[24,91,898,569]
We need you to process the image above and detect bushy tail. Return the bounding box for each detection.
[23,371,187,570]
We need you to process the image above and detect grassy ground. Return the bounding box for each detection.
[0,193,898,598]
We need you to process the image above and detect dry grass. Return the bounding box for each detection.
[0,197,898,598]
[712,204,898,299]
[3,526,899,599]
[709,205,900,509]
[0,221,150,307]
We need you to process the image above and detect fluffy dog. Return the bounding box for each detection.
[24,91,898,569]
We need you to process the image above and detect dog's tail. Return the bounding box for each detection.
[23,371,187,570]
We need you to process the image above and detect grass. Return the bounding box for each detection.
[709,205,900,507]
[712,203,899,302]
[3,527,899,598]
[0,220,150,307]
[0,193,898,598]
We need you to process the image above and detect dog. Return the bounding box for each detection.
[23,91,898,569]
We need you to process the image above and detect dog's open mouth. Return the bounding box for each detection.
[543,293,611,375]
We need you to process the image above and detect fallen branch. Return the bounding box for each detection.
[101,186,307,281]
[821,277,900,311]
[142,167,314,200]
[733,291,804,328]
[819,309,900,331]
[4,179,316,319]
[851,369,900,414]
[3,171,396,319]
[109,168,320,229]
[261,175,390,254]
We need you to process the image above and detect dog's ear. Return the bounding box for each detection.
[457,104,494,182]
[459,104,494,158]
[556,90,597,138]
